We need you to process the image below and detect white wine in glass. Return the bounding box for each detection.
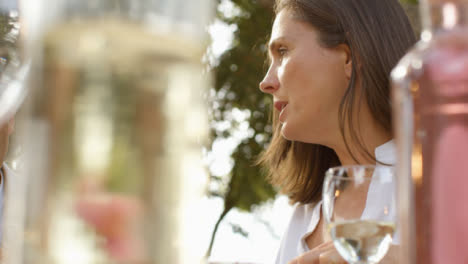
[323,165,397,264]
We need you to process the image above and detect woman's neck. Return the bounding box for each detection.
[333,122,392,166]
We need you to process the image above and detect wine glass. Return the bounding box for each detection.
[322,165,397,264]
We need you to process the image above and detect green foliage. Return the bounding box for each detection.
[210,0,276,216]
[400,0,421,36]
[206,0,276,257]
[401,0,419,4]
[0,12,17,45]
[0,11,20,73]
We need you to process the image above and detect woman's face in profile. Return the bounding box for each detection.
[260,9,350,146]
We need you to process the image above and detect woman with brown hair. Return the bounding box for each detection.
[258,0,416,263]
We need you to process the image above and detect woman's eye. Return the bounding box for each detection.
[278,47,288,56]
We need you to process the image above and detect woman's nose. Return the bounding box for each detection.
[259,68,279,94]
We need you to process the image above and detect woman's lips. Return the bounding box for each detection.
[274,101,288,112]
[274,101,288,123]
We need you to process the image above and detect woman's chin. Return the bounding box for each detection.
[280,123,295,141]
[281,123,320,144]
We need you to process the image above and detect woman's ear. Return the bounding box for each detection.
[339,44,352,80]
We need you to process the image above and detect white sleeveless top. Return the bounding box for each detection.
[274,140,396,264]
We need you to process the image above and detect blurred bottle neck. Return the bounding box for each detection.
[420,1,468,41]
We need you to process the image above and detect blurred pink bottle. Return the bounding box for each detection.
[392,1,468,263]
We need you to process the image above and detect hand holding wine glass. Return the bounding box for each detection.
[287,241,346,264]
[322,165,397,264]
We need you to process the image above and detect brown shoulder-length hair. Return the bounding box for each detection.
[258,0,416,204]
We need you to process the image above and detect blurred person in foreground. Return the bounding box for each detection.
[258,0,416,263]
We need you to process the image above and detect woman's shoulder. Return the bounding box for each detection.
[288,201,322,226]
[275,201,323,263]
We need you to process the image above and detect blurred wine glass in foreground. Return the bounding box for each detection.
[392,0,468,263]
[6,1,214,263]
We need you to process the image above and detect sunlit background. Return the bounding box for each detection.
[204,1,292,263]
